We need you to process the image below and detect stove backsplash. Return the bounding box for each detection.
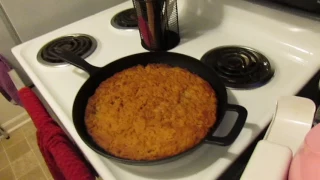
[269,0,320,14]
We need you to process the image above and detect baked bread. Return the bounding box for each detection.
[85,64,217,161]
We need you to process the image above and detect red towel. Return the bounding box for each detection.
[18,87,96,180]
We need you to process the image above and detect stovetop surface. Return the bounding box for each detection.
[200,45,275,89]
[12,0,320,180]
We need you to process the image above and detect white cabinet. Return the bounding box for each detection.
[0,0,126,42]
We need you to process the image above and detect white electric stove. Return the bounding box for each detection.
[11,0,320,179]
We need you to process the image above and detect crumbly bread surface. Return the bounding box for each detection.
[85,64,217,160]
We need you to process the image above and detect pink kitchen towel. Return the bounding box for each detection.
[19,87,96,180]
[0,54,22,106]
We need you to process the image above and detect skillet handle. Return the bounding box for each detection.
[205,104,247,146]
[52,48,100,76]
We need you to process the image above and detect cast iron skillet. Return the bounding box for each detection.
[53,49,248,165]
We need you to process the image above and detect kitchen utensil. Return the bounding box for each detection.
[132,0,180,51]
[264,96,315,154]
[53,49,247,165]
[241,140,292,180]
[146,1,155,42]
[137,16,151,47]
[241,96,315,180]
[135,2,151,47]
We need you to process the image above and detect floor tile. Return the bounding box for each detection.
[6,140,31,162]
[20,121,37,137]
[40,162,53,180]
[1,129,24,149]
[26,133,38,150]
[11,151,39,178]
[0,151,9,170]
[0,166,15,180]
[18,166,46,180]
[0,142,4,152]
[33,147,45,165]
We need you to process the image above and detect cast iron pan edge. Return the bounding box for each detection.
[53,50,248,165]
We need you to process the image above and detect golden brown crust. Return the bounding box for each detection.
[85,64,217,160]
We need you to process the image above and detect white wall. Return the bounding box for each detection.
[0,7,32,85]
[0,11,26,126]
[0,10,15,63]
[0,0,127,42]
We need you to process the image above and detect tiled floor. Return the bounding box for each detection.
[0,121,53,180]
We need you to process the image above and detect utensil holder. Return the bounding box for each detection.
[132,0,180,51]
